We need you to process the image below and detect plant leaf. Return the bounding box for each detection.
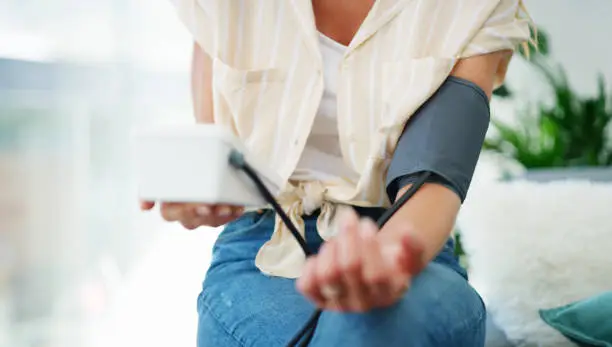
[518,26,550,59]
[485,27,612,169]
[493,84,512,98]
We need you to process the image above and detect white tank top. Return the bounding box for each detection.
[291,33,359,183]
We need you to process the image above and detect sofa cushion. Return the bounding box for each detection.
[458,180,612,346]
[540,291,612,347]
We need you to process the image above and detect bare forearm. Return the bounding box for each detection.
[379,183,460,266]
[379,51,510,268]
[191,42,214,123]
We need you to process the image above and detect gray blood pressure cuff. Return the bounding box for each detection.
[386,76,490,203]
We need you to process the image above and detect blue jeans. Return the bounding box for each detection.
[197,210,486,347]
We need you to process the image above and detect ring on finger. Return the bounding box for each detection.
[321,284,344,300]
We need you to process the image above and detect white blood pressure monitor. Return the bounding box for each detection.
[133,124,281,206]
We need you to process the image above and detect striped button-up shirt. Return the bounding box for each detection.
[172,0,532,278]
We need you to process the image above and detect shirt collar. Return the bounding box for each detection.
[288,0,414,60]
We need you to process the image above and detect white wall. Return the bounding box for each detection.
[505,0,612,99]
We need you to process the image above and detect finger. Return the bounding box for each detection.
[181,216,207,230]
[194,204,213,218]
[315,242,344,311]
[296,257,326,307]
[207,215,238,227]
[359,218,393,307]
[193,205,243,217]
[190,205,220,228]
[214,205,234,219]
[208,205,244,227]
[189,205,243,228]
[316,242,341,289]
[337,211,367,311]
[183,215,230,229]
[140,201,155,210]
[205,205,244,226]
[380,234,420,298]
[176,203,201,226]
[160,203,186,222]
[232,206,245,216]
[397,234,425,276]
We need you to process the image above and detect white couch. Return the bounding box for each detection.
[459,179,612,346]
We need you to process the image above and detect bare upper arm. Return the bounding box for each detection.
[385,52,511,259]
[390,51,513,228]
[191,42,214,123]
[450,49,513,99]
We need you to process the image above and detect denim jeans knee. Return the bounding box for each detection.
[310,262,486,347]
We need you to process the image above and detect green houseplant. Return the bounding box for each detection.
[485,29,612,172]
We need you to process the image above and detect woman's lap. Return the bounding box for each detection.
[197,211,486,347]
[310,262,486,346]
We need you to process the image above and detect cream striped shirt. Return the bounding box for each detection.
[172,0,531,278]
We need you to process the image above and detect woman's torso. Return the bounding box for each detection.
[291,0,371,185]
[204,0,485,204]
[291,32,359,184]
[172,0,529,277]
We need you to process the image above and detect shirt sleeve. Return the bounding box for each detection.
[170,0,215,55]
[460,0,532,58]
